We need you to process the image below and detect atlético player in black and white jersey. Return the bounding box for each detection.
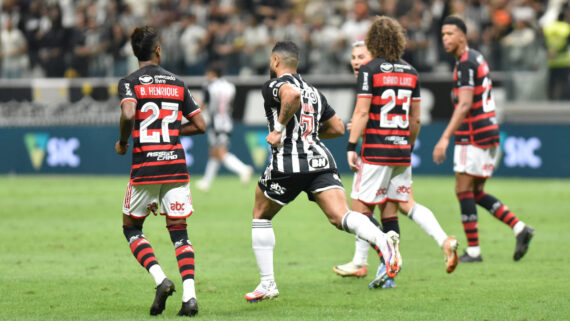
[115,26,205,317]
[347,16,420,288]
[433,16,534,263]
[244,41,401,303]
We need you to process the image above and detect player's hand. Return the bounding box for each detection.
[266,130,283,147]
[115,141,129,155]
[433,138,448,165]
[347,151,359,172]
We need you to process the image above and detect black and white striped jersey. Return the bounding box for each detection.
[261,73,337,174]
[202,77,235,133]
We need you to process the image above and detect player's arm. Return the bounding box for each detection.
[266,83,301,147]
[319,114,345,139]
[181,111,206,136]
[346,96,371,171]
[409,100,421,147]
[433,89,473,164]
[115,100,136,155]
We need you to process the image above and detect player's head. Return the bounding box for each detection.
[130,26,161,63]
[441,15,467,56]
[366,16,406,62]
[351,41,372,78]
[270,41,299,78]
[205,62,223,80]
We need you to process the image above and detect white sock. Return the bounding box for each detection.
[341,211,388,256]
[182,279,196,302]
[201,158,220,186]
[352,237,369,266]
[408,203,448,247]
[252,219,275,284]
[466,246,481,257]
[223,153,249,176]
[513,221,525,236]
[148,265,167,286]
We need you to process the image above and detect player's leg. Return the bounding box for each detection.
[473,178,534,261]
[401,192,458,273]
[122,183,175,315]
[332,197,379,278]
[455,172,482,262]
[217,132,254,184]
[197,144,222,192]
[312,186,400,279]
[245,185,283,302]
[160,182,197,316]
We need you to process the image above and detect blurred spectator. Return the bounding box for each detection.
[400,0,433,72]
[180,13,208,76]
[109,22,129,77]
[240,15,270,75]
[1,17,29,78]
[38,4,66,77]
[543,9,570,100]
[501,6,544,71]
[308,15,343,74]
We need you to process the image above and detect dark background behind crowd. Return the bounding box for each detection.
[1,0,569,100]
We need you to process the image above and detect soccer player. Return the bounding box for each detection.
[196,63,254,192]
[433,16,535,262]
[346,16,429,288]
[244,40,401,302]
[115,26,206,316]
[334,40,459,288]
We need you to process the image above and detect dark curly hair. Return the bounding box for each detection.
[366,16,406,62]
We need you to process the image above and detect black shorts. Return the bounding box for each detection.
[258,168,344,205]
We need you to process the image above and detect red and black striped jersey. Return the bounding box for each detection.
[356,58,421,166]
[452,49,500,148]
[118,65,201,185]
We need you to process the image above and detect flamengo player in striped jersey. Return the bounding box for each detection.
[433,16,534,263]
[115,26,206,317]
[333,40,458,288]
[244,41,401,303]
[346,16,422,289]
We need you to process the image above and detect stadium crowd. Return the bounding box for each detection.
[0,0,568,98]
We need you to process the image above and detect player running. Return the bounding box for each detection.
[116,26,205,317]
[433,16,535,262]
[334,40,458,289]
[196,63,254,191]
[244,41,401,303]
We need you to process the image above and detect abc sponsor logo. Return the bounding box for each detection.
[396,185,411,194]
[170,202,185,212]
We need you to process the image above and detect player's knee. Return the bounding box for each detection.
[122,224,143,241]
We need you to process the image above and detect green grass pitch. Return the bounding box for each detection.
[0,174,568,320]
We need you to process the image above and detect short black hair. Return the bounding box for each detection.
[442,15,467,34]
[272,41,299,59]
[130,26,159,61]
[206,61,224,77]
[271,41,299,68]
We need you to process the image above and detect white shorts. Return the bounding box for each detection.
[453,144,500,178]
[351,158,412,204]
[123,182,194,219]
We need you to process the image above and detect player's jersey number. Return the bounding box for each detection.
[139,102,179,143]
[380,89,412,129]
[481,77,496,113]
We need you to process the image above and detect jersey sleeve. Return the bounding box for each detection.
[412,74,421,101]
[319,92,336,122]
[118,78,137,106]
[262,79,287,103]
[456,61,476,89]
[182,87,201,118]
[356,63,373,98]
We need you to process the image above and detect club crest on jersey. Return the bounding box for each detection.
[309,156,328,169]
[139,75,154,84]
[380,63,394,73]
